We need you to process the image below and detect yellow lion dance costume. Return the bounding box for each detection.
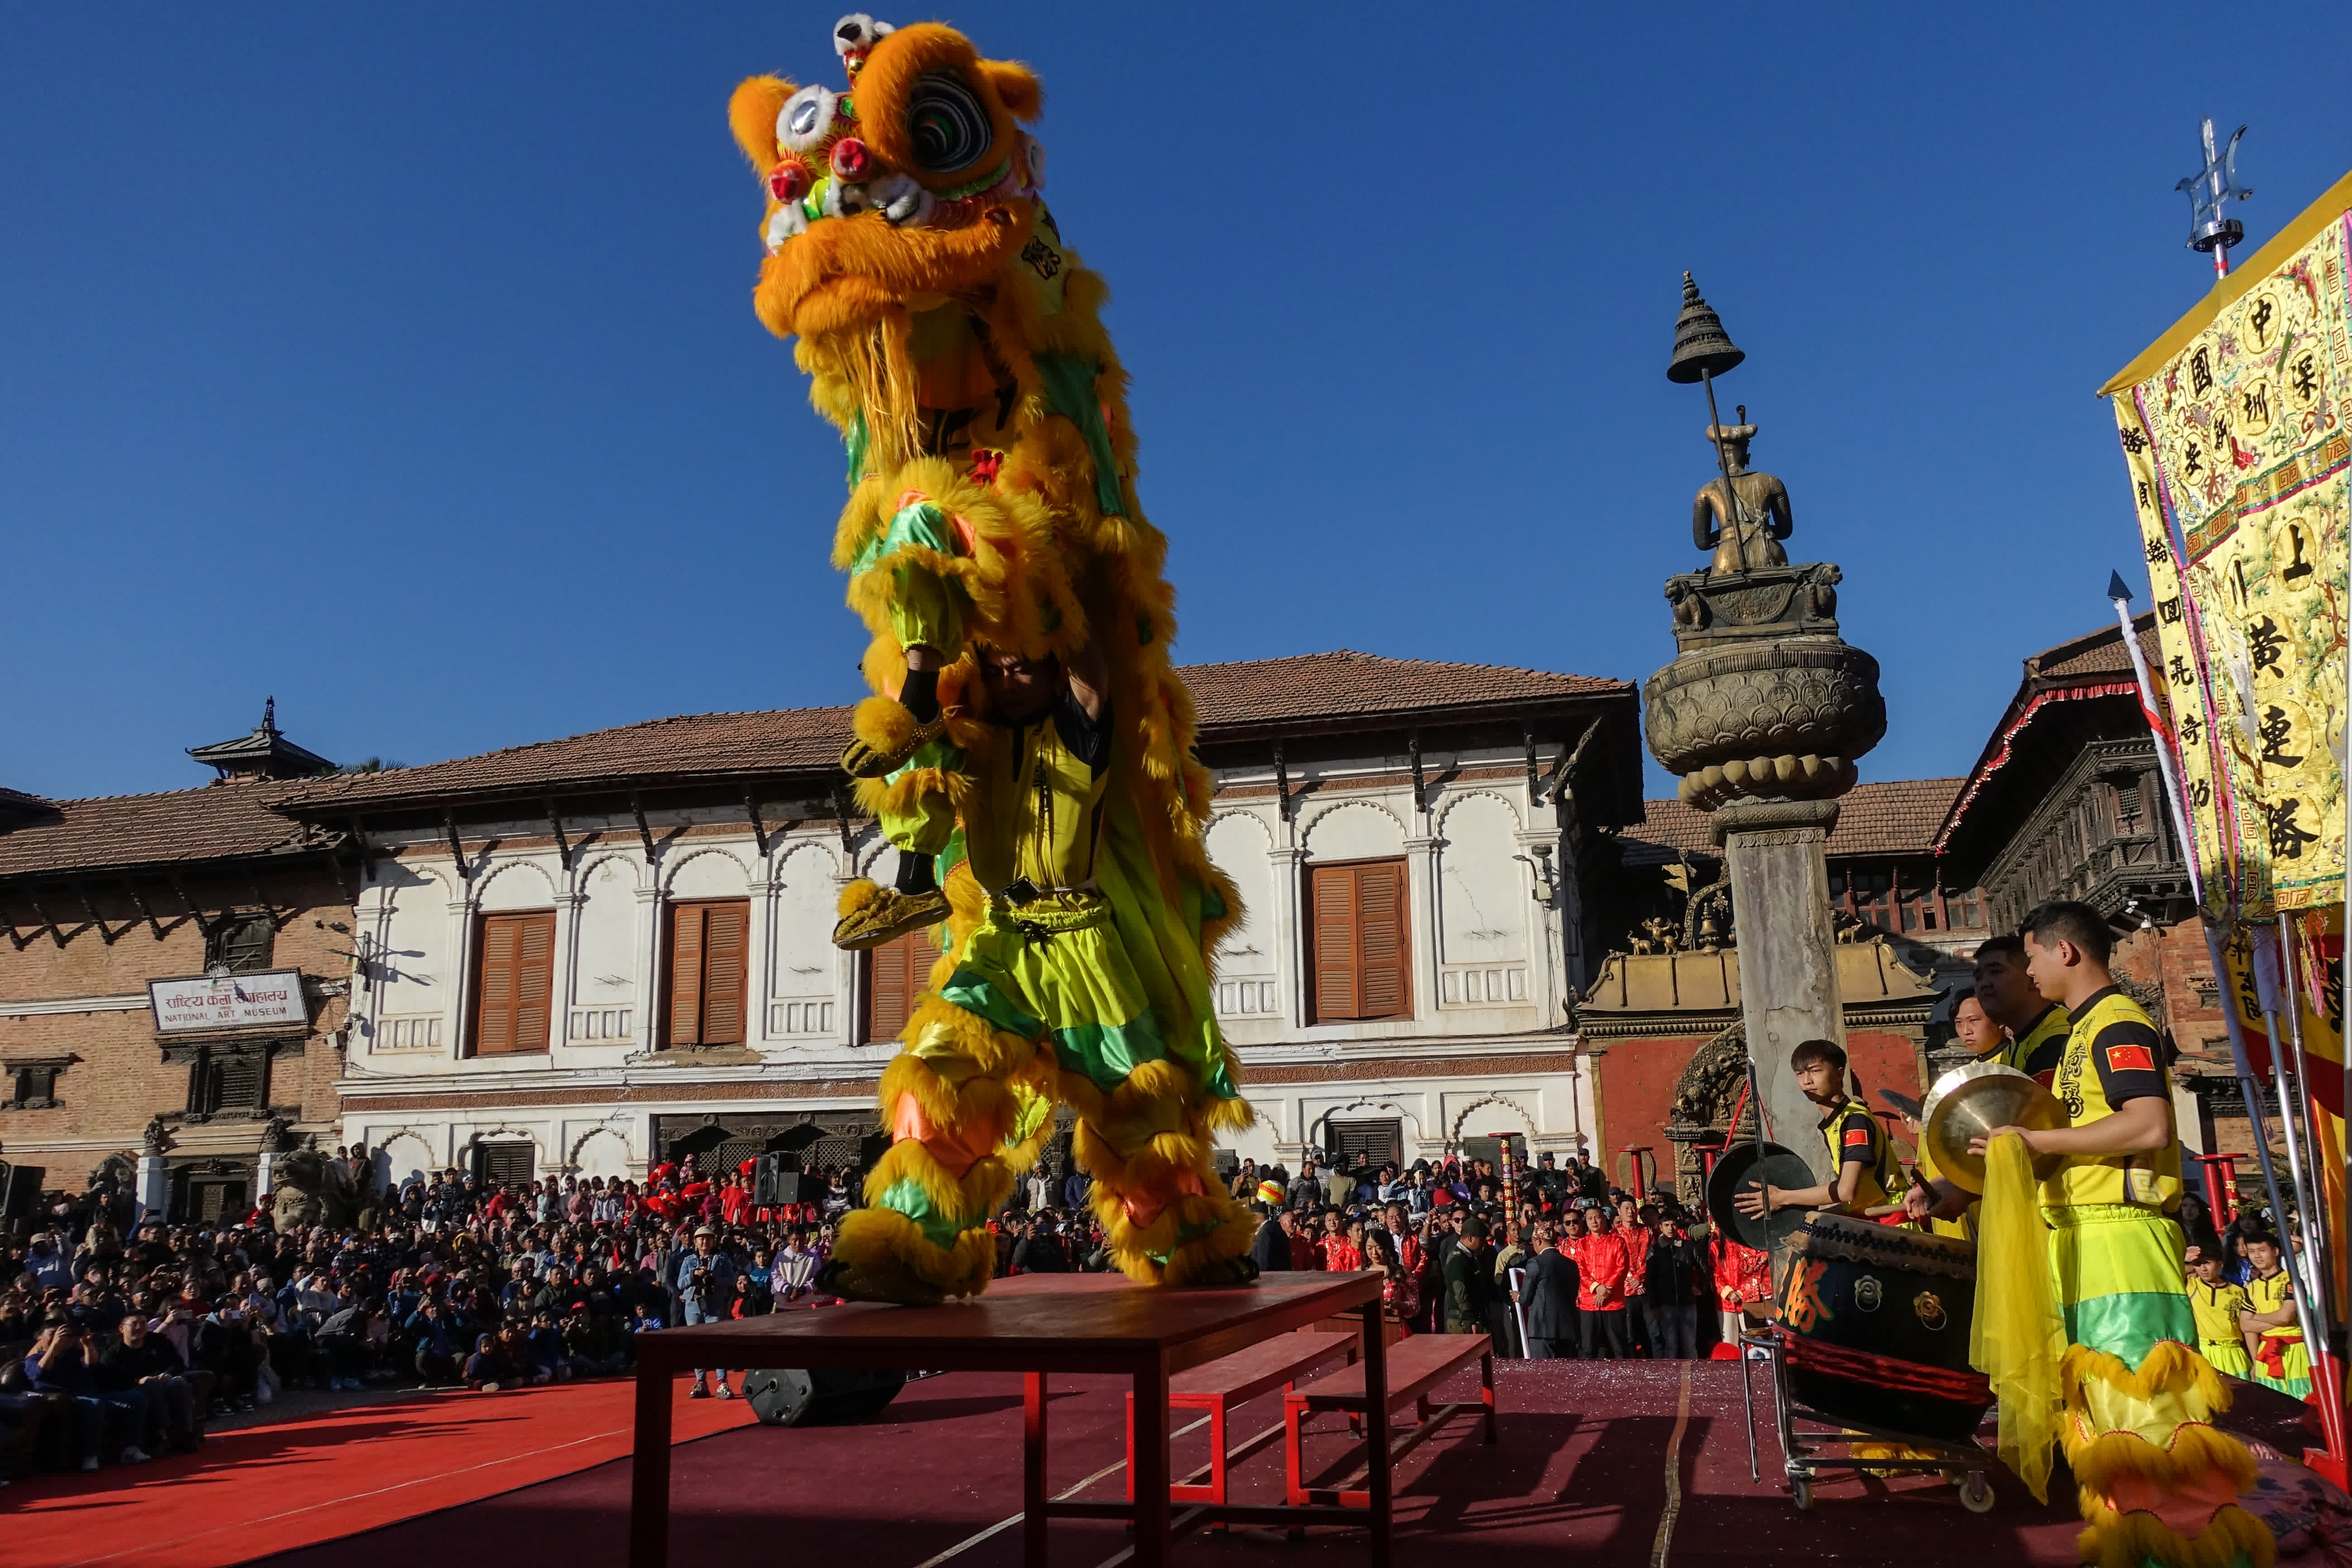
[729,14,1258,1303]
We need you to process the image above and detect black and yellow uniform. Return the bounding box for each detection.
[2044,986,2180,1215]
[1818,1096,1907,1211]
[2185,1277,2252,1377]
[1999,1003,2070,1086]
[2245,1266,2312,1396]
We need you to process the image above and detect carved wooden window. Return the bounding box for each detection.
[471,911,555,1056]
[663,899,749,1048]
[1308,859,1412,1024]
[4,1060,65,1110]
[203,910,276,973]
[1327,1118,1403,1170]
[472,1141,536,1191]
[862,927,935,1045]
[186,1047,269,1120]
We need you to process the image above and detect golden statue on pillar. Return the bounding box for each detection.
[1691,412,1793,573]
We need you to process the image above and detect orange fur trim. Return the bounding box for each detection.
[727,75,792,170]
[2066,1424,2259,1505]
[853,25,1026,193]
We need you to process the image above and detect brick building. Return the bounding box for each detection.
[0,706,358,1225]
[261,652,1642,1189]
[1574,780,1968,1201]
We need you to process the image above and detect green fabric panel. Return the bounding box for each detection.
[851,500,957,576]
[940,967,1045,1039]
[2254,1373,2314,1397]
[875,742,965,859]
[1035,353,1125,518]
[1049,1011,1169,1093]
[876,1177,977,1251]
[2063,1292,2196,1368]
[1093,791,1236,1102]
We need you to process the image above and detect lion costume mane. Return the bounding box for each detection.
[729,14,1257,1302]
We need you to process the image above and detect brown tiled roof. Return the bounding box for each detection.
[1624,778,1966,864]
[276,706,857,812]
[272,652,1632,813]
[1181,651,1628,734]
[0,782,325,882]
[2024,619,2162,683]
[1933,614,2161,855]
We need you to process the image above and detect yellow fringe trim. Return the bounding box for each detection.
[2068,1424,2260,1515]
[852,767,970,823]
[2064,1340,2232,1417]
[835,877,885,920]
[2077,1503,2274,1568]
[829,1206,996,1303]
[850,694,920,756]
[903,992,1035,1079]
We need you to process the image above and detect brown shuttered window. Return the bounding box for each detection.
[664,899,749,1048]
[863,927,935,1045]
[1308,859,1412,1024]
[472,911,556,1056]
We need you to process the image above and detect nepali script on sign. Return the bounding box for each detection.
[2106,182,2352,919]
[148,971,307,1033]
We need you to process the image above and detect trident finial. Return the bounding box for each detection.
[2177,119,2252,278]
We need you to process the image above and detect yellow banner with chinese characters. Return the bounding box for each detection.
[2105,190,2352,919]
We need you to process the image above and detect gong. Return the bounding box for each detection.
[1918,1061,2066,1195]
[1705,1139,1818,1251]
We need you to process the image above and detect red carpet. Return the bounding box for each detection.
[244,1361,2089,1568]
[0,1379,754,1568]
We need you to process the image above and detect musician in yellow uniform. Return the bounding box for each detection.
[1914,990,2009,1238]
[1908,902,2270,1568]
[1734,1038,1908,1221]
[2185,1247,2254,1379]
[1969,934,2071,1084]
[2240,1231,2311,1398]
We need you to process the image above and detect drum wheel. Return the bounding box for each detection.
[1957,1473,1995,1514]
[1790,1479,1813,1511]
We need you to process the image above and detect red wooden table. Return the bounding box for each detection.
[628,1271,1389,1568]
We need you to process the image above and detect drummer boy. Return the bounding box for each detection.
[1735,1039,1910,1221]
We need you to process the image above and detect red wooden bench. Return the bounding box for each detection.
[1283,1332,1495,1510]
[1126,1329,1357,1506]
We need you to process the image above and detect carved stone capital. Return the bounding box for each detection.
[1712,798,1842,846]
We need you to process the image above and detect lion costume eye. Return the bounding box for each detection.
[905,73,990,174]
[777,85,840,155]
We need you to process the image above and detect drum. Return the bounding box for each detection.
[1778,1212,1992,1441]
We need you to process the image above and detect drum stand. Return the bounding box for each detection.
[1736,1329,1996,1515]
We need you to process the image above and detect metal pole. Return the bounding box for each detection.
[2275,915,2334,1307]
[2255,938,2329,1363]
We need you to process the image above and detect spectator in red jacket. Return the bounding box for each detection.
[1565,1205,1629,1359]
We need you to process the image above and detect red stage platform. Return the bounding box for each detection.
[243,1357,2100,1568]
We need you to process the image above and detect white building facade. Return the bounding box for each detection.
[275,653,1642,1188]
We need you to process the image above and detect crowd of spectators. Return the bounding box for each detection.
[0,1139,1768,1483]
[1231,1149,1740,1358]
[0,1149,884,1480]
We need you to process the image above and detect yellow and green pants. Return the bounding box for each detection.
[2048,1206,2273,1568]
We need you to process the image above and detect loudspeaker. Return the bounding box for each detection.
[0,1163,46,1222]
[742,1367,906,1427]
[754,1156,816,1207]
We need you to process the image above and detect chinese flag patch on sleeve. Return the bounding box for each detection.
[1843,1125,1873,1148]
[2104,1043,2157,1073]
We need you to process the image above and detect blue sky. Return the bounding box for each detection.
[5,3,2349,803]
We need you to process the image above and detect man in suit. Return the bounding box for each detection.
[1518,1222,1577,1359]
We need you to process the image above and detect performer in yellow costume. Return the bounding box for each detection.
[2239,1232,2312,1399]
[1913,902,2272,1568]
[2185,1249,2254,1380]
[1734,1038,1910,1221]
[725,15,1255,1303]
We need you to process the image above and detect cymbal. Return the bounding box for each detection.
[1919,1061,2066,1195]
[1705,1139,1818,1251]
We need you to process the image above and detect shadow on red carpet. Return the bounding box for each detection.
[0,1377,754,1568]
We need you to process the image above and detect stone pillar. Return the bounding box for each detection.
[254,1150,276,1201]
[1717,800,1844,1173]
[135,1154,169,1225]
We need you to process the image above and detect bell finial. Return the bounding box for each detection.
[1667,271,1745,385]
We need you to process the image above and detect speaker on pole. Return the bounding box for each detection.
[741,1367,906,1427]
[0,1162,47,1223]
[754,1155,816,1207]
